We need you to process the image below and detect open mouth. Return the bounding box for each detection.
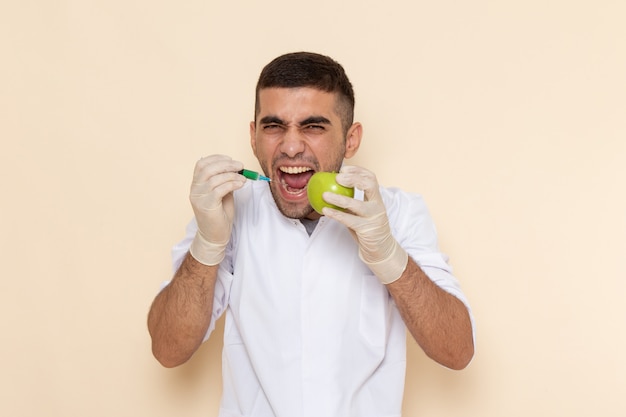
[277,166,315,196]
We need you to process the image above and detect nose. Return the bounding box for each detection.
[279,127,306,158]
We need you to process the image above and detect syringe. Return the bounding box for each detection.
[238,169,271,182]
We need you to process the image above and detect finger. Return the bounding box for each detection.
[192,171,246,194]
[195,154,233,172]
[193,161,245,184]
[322,192,380,221]
[191,170,245,196]
[191,178,245,210]
[336,167,381,202]
[322,191,360,211]
[194,155,244,182]
[191,156,245,196]
[321,205,361,229]
[335,165,362,188]
[191,171,245,208]
[192,173,246,196]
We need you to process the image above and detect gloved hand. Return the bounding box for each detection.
[321,165,408,284]
[189,155,245,266]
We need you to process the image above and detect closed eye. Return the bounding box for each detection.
[263,123,283,131]
[259,116,285,132]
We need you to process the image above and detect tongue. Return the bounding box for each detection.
[283,171,314,189]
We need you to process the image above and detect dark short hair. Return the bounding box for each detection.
[254,52,355,132]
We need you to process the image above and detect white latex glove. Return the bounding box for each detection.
[189,155,245,266]
[321,165,408,284]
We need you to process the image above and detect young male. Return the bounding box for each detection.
[148,51,474,417]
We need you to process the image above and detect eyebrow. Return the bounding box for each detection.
[259,115,332,126]
[259,116,284,125]
[300,116,331,126]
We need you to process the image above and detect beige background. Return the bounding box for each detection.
[2,1,625,416]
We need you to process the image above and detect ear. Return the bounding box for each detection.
[343,122,362,159]
[250,121,258,157]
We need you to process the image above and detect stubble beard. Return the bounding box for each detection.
[270,185,317,219]
[260,143,347,220]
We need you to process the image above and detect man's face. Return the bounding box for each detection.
[250,87,361,219]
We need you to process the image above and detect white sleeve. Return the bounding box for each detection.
[170,219,197,274]
[166,218,234,341]
[384,188,476,341]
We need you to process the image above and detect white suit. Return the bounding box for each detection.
[170,181,472,417]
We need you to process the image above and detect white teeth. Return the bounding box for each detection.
[279,166,312,174]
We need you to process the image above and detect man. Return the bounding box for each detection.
[148,52,474,417]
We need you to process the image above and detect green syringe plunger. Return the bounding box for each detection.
[238,169,271,182]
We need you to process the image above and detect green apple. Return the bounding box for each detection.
[307,171,354,214]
